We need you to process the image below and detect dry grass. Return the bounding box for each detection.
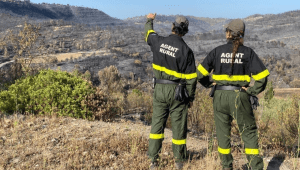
[134,59,142,65]
[0,115,149,170]
[1,113,298,170]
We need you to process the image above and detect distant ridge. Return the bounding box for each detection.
[124,14,230,34]
[0,1,124,26]
[1,1,300,48]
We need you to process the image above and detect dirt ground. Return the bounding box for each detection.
[0,114,298,170]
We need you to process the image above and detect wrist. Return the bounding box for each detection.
[246,87,253,95]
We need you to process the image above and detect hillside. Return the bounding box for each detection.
[0,0,124,30]
[126,11,300,49]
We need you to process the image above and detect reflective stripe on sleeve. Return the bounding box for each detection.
[197,64,209,76]
[152,63,197,80]
[245,148,259,155]
[218,147,231,154]
[172,138,186,145]
[145,30,156,42]
[252,69,270,81]
[149,133,164,139]
[212,74,251,82]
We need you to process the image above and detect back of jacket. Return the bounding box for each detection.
[197,41,269,95]
[147,34,196,81]
[145,19,197,101]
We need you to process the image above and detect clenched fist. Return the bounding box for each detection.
[147,13,156,20]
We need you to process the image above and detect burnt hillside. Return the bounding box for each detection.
[0,1,124,28]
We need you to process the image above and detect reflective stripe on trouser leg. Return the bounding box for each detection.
[218,147,231,154]
[245,148,259,155]
[172,139,186,145]
[149,133,165,161]
[150,133,165,140]
[218,146,233,170]
[245,148,263,170]
[234,91,264,170]
[170,99,188,162]
[148,86,170,162]
[172,138,187,162]
[213,90,234,169]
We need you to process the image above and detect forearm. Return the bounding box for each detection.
[198,76,213,88]
[197,66,212,88]
[247,77,268,96]
[186,78,197,102]
[144,18,154,39]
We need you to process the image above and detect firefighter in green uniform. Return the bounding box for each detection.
[145,13,197,170]
[197,19,269,170]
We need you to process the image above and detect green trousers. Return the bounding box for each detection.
[213,90,264,170]
[148,84,188,163]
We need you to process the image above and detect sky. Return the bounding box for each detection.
[30,0,300,20]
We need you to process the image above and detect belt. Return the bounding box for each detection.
[156,79,179,85]
[216,85,246,92]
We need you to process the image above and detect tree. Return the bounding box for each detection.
[7,22,44,75]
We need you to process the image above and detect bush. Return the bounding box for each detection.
[98,65,124,93]
[0,69,119,121]
[259,95,300,147]
[263,81,274,103]
[127,89,153,113]
[85,87,121,121]
[284,95,300,142]
[290,79,300,88]
[188,87,215,134]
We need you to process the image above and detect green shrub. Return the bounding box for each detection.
[263,81,274,103]
[0,69,119,121]
[259,95,300,147]
[188,87,215,134]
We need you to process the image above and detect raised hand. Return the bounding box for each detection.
[147,13,156,20]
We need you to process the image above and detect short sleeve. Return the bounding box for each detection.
[184,50,196,74]
[197,48,216,77]
[249,50,269,80]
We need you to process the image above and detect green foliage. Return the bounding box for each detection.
[188,87,215,134]
[0,69,95,119]
[264,81,274,103]
[132,89,142,97]
[259,95,300,147]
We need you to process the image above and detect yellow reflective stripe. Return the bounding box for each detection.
[152,63,197,80]
[218,147,231,154]
[145,30,156,42]
[245,148,259,155]
[172,139,186,145]
[197,64,209,76]
[149,133,164,139]
[252,69,270,80]
[212,74,251,82]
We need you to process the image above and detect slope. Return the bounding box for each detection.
[0,1,124,26]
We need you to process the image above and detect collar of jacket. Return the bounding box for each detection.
[227,40,233,44]
[169,34,183,39]
[226,39,244,47]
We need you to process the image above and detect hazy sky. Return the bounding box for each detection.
[30,0,300,19]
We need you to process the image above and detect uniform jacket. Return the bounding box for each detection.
[145,19,197,102]
[197,41,269,95]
